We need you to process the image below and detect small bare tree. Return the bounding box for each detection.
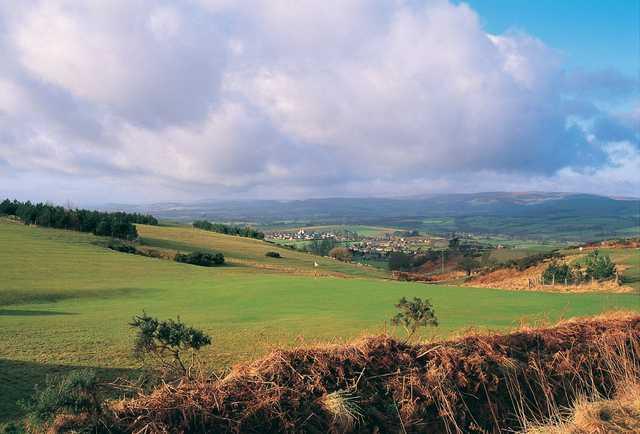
[391,297,438,341]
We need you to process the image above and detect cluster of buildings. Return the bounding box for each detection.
[350,237,434,257]
[267,229,353,242]
[267,228,453,258]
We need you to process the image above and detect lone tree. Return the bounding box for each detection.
[130,312,212,378]
[391,297,438,341]
[458,256,479,276]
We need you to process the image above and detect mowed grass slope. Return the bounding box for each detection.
[1,220,639,421]
[137,224,388,279]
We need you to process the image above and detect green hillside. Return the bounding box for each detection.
[136,223,389,278]
[1,219,639,422]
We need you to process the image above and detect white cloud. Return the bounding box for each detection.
[12,1,133,105]
[227,1,569,176]
[0,0,637,202]
[148,6,183,40]
[9,0,226,125]
[0,78,32,114]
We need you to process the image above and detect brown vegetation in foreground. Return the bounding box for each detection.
[109,312,639,433]
[526,383,640,433]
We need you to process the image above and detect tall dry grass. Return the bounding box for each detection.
[521,328,640,433]
[107,311,639,433]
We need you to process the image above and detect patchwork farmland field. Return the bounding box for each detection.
[1,219,639,422]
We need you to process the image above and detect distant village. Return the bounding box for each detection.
[266,228,450,257]
[268,229,355,242]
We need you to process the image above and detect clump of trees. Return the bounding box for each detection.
[329,247,352,262]
[542,250,616,284]
[388,252,412,271]
[192,220,264,239]
[265,251,281,258]
[542,260,574,284]
[306,238,337,256]
[391,297,438,341]
[584,250,616,280]
[130,312,212,378]
[0,198,157,240]
[175,251,225,267]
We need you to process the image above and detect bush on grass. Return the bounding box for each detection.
[175,251,224,267]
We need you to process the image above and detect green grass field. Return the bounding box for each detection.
[1,220,638,422]
[606,248,640,289]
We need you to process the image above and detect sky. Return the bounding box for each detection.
[0,0,638,204]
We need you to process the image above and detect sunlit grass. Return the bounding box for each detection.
[1,220,638,422]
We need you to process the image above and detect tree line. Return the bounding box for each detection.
[192,220,265,239]
[0,198,157,240]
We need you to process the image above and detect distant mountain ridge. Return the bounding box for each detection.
[100,192,639,241]
[103,192,637,221]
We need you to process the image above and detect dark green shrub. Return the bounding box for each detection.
[584,250,616,280]
[20,369,103,430]
[175,251,224,266]
[107,240,138,254]
[265,251,281,258]
[391,297,438,341]
[130,312,212,378]
[0,422,25,434]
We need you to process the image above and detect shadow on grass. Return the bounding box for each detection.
[0,287,153,307]
[0,309,76,316]
[0,358,138,424]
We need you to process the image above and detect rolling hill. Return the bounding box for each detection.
[1,218,639,422]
